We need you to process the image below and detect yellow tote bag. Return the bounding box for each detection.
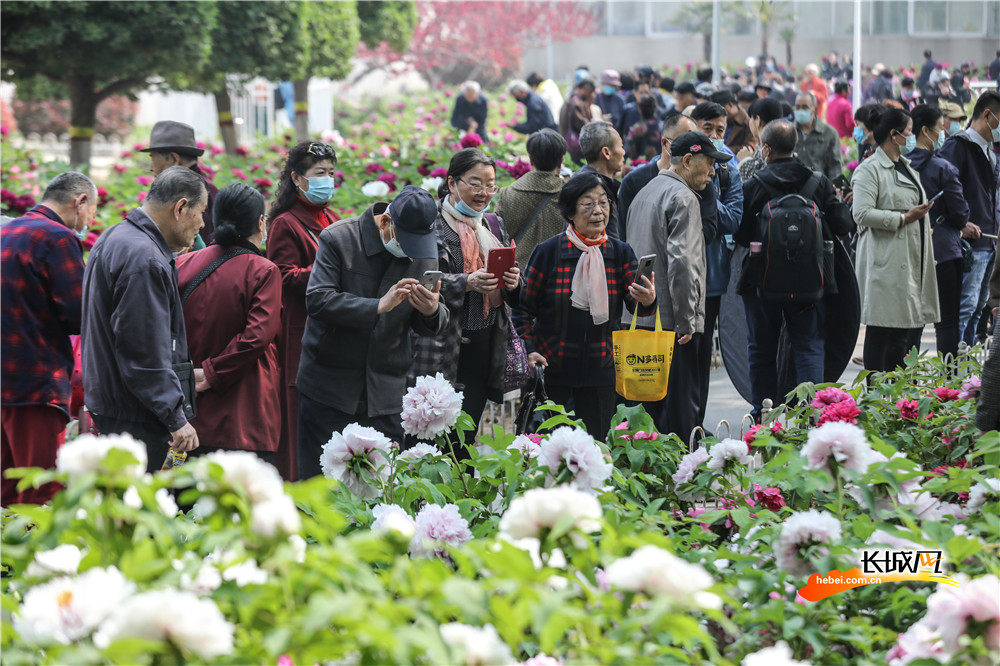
[613,308,675,401]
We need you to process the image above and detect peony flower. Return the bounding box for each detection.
[966,478,1000,513]
[811,387,853,408]
[502,536,566,570]
[420,176,443,192]
[801,421,873,476]
[371,503,416,538]
[817,398,861,425]
[605,545,721,609]
[320,423,391,499]
[774,509,842,576]
[94,590,234,659]
[14,566,134,645]
[887,621,948,666]
[396,443,443,469]
[376,171,397,191]
[250,493,301,537]
[897,398,920,420]
[672,447,709,485]
[753,484,787,511]
[364,162,385,174]
[536,426,612,491]
[197,450,285,504]
[409,503,472,558]
[741,641,810,666]
[743,422,782,448]
[439,622,514,665]
[135,175,153,186]
[523,653,563,665]
[498,485,602,545]
[55,433,147,479]
[707,438,753,471]
[220,558,268,586]
[24,544,84,579]
[508,434,541,460]
[178,559,222,595]
[155,488,179,517]
[958,375,980,399]
[360,180,391,197]
[920,573,1000,655]
[933,387,961,402]
[460,132,484,148]
[401,372,463,441]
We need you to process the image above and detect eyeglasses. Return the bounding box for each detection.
[307,142,335,158]
[458,179,499,195]
[577,199,610,213]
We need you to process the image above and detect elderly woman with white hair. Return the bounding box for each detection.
[508,79,559,135]
[800,62,830,120]
[451,80,489,139]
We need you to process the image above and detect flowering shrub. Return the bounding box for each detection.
[2,353,998,664]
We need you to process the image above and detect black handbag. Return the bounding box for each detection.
[171,361,197,421]
[515,365,550,435]
[960,238,974,274]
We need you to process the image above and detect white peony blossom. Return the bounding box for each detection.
[537,427,612,491]
[361,180,391,197]
[741,641,811,666]
[179,560,223,596]
[155,488,179,517]
[288,535,307,563]
[439,622,515,665]
[707,438,752,471]
[966,478,1000,513]
[55,433,147,479]
[371,503,417,538]
[800,421,873,476]
[396,443,444,471]
[605,545,721,609]
[508,435,541,460]
[220,558,268,586]
[672,447,709,485]
[320,423,392,499]
[24,544,84,579]
[250,493,301,538]
[420,176,444,193]
[14,566,134,644]
[94,590,234,659]
[197,450,285,504]
[501,536,567,570]
[774,509,842,576]
[498,485,602,545]
[123,485,142,509]
[401,373,464,441]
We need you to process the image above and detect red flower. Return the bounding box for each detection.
[429,167,448,178]
[460,132,484,148]
[933,387,961,402]
[817,399,860,425]
[897,398,920,420]
[234,145,249,156]
[252,177,272,193]
[135,175,154,186]
[376,172,397,192]
[365,162,385,175]
[743,422,782,449]
[231,168,247,180]
[753,484,787,511]
[97,186,111,208]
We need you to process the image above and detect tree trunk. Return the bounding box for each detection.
[761,26,769,59]
[785,41,792,67]
[66,76,99,169]
[293,77,310,142]
[214,88,238,154]
[703,33,712,64]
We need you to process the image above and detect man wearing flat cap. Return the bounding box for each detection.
[141,120,218,244]
[295,185,449,478]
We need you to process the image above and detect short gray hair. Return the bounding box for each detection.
[508,79,530,96]
[146,166,207,209]
[460,80,481,94]
[580,121,619,164]
[41,171,97,205]
[669,155,685,167]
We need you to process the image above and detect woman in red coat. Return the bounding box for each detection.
[266,141,338,479]
[177,184,282,460]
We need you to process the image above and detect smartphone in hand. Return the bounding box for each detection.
[634,254,656,285]
[419,270,442,290]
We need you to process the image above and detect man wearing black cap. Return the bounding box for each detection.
[624,131,729,441]
[141,120,218,244]
[295,185,449,478]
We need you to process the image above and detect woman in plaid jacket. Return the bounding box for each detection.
[513,172,656,439]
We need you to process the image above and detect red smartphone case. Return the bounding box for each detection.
[486,247,515,277]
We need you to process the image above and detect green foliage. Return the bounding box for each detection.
[357,1,417,53]
[292,1,361,82]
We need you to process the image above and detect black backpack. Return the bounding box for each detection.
[753,172,825,303]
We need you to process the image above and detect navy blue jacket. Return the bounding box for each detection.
[512,91,557,134]
[939,131,1000,252]
[595,92,625,128]
[451,93,488,136]
[907,148,970,264]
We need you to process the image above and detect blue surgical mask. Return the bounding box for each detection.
[453,195,489,217]
[712,138,727,153]
[381,222,407,258]
[602,85,617,96]
[299,175,335,205]
[794,109,813,126]
[949,121,962,135]
[934,130,946,150]
[901,134,917,154]
[853,126,866,144]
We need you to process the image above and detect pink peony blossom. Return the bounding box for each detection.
[897,398,920,420]
[508,435,541,460]
[230,168,247,181]
[136,191,147,203]
[112,164,126,174]
[818,399,861,425]
[409,503,472,558]
[365,162,385,175]
[277,655,293,666]
[396,443,443,471]
[774,509,842,575]
[460,132,484,148]
[811,387,853,409]
[523,653,563,666]
[429,166,448,178]
[753,484,786,511]
[672,447,709,485]
[401,373,463,441]
[958,375,980,399]
[801,421,873,475]
[743,422,782,448]
[920,573,1000,656]
[319,424,391,499]
[933,387,960,402]
[537,427,612,491]
[135,175,154,186]
[371,503,416,537]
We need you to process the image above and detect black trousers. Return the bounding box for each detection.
[91,415,172,474]
[297,392,403,480]
[547,383,617,441]
[456,327,492,432]
[863,325,922,373]
[642,332,701,445]
[934,258,963,361]
[695,295,721,429]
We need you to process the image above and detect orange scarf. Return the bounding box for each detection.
[565,225,610,324]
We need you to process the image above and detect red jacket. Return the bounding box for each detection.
[266,200,336,387]
[801,77,830,120]
[826,93,855,139]
[176,243,282,451]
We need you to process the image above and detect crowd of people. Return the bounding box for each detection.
[3,50,1000,506]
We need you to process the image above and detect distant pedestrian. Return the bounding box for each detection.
[507,80,558,135]
[450,80,488,139]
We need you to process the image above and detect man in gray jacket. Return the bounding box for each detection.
[625,131,727,442]
[794,92,844,181]
[82,167,207,471]
[296,185,448,479]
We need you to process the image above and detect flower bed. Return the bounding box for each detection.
[1,353,997,665]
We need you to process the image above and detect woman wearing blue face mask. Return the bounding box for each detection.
[266,141,338,481]
[409,148,522,447]
[906,104,973,363]
[853,103,884,163]
[851,107,939,374]
[176,183,282,463]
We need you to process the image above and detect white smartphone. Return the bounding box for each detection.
[928,190,944,203]
[635,254,656,284]
[419,270,442,290]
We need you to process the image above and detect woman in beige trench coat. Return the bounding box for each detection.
[851,107,940,372]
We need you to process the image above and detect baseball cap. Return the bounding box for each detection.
[601,69,622,87]
[386,185,439,259]
[675,81,696,95]
[669,131,730,161]
[938,100,967,121]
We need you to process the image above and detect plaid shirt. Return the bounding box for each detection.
[513,231,654,387]
[1,205,85,415]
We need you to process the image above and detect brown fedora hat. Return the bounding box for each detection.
[140,120,204,156]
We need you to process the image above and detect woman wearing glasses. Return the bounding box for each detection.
[513,172,656,439]
[409,148,521,442]
[266,141,338,480]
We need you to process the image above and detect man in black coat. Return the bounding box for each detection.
[451,81,489,139]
